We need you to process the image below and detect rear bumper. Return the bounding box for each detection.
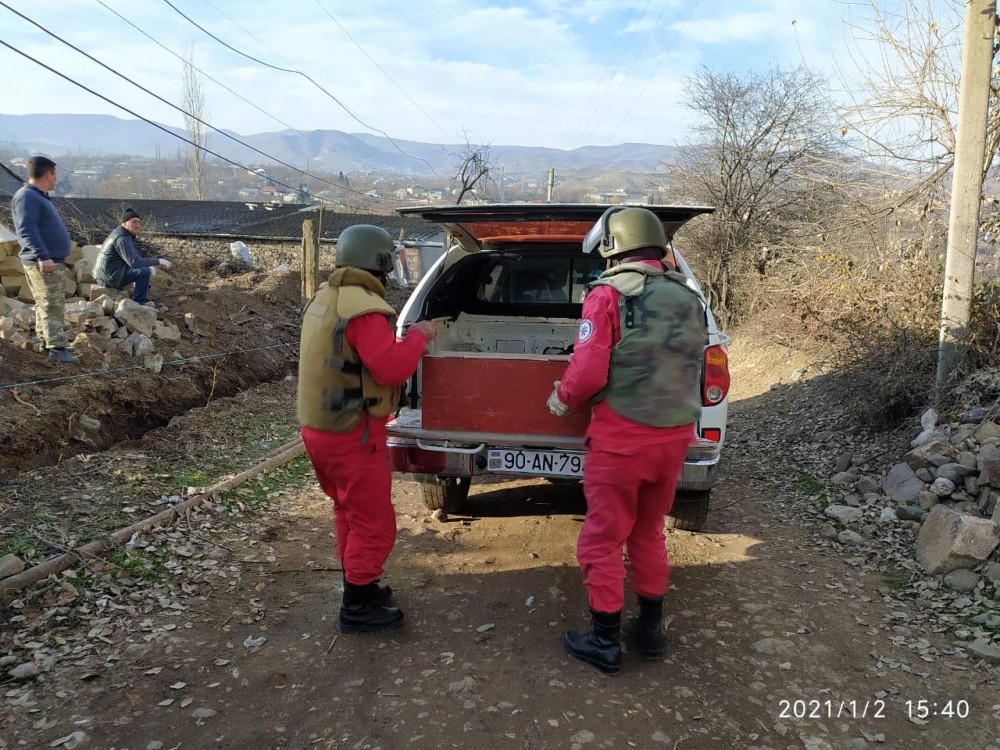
[386,432,721,492]
[680,450,720,491]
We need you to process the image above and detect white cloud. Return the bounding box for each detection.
[0,0,962,152]
[671,12,791,45]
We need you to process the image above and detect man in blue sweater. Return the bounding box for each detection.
[11,156,77,364]
[93,208,173,306]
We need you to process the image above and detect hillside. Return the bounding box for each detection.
[0,113,677,177]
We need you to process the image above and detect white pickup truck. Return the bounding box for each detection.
[386,204,730,531]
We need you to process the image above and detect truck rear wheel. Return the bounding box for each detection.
[664,490,710,532]
[422,477,471,513]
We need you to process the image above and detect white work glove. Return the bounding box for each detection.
[159,258,173,270]
[546,380,571,417]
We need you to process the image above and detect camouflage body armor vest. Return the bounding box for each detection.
[589,262,708,427]
[297,267,402,433]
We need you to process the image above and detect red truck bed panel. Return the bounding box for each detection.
[421,353,591,437]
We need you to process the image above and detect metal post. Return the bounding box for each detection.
[937,0,996,385]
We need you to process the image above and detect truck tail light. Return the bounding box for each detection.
[388,445,446,474]
[703,345,730,406]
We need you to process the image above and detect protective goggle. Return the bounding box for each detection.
[581,206,627,255]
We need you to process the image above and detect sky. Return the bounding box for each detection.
[0,0,961,151]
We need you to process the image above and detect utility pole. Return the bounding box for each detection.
[546,167,555,203]
[937,0,996,385]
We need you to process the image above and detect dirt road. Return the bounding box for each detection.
[3,353,999,750]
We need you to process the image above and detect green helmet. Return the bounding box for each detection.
[582,207,668,259]
[335,224,395,274]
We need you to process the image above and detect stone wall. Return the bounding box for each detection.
[149,235,434,280]
[148,236,336,271]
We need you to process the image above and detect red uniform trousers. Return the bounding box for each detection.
[301,420,395,586]
[577,425,692,613]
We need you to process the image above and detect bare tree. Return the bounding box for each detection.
[675,66,842,325]
[840,2,1000,186]
[450,130,495,204]
[182,46,208,200]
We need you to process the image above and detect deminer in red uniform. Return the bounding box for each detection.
[297,225,437,634]
[547,207,708,674]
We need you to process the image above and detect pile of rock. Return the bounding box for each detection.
[882,416,1000,522]
[0,240,102,313]
[0,295,188,371]
[818,409,1000,659]
[0,238,217,367]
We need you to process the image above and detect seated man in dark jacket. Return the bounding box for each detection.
[93,208,172,305]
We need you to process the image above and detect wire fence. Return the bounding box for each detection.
[0,342,297,391]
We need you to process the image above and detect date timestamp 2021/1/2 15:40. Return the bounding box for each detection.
[777,699,971,720]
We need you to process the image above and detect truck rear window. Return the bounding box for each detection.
[422,251,606,319]
[477,255,604,305]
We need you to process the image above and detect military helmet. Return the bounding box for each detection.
[335,224,395,275]
[582,207,668,259]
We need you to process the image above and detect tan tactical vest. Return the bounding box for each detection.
[589,262,708,427]
[297,267,402,434]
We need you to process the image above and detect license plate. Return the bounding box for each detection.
[486,449,584,477]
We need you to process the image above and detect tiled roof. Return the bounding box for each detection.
[0,197,443,244]
[1,162,25,198]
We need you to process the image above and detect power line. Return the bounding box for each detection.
[602,0,701,146]
[594,0,673,143]
[0,38,374,208]
[570,0,643,147]
[576,0,654,147]
[203,0,292,67]
[0,2,381,201]
[312,0,452,142]
[92,0,406,180]
[158,0,442,176]
[570,0,641,145]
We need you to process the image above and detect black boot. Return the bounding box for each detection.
[343,572,395,607]
[369,579,395,607]
[563,609,622,675]
[624,595,665,661]
[338,581,404,634]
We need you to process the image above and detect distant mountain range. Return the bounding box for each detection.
[0,114,676,177]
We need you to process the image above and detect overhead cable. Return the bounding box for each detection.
[570,0,642,146]
[576,0,653,147]
[313,0,452,142]
[0,0,384,203]
[1,2,381,201]
[92,0,404,178]
[0,38,375,208]
[602,0,702,146]
[159,0,442,176]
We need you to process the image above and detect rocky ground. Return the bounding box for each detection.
[1,337,998,750]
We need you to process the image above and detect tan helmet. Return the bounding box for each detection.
[335,224,395,274]
[582,207,668,259]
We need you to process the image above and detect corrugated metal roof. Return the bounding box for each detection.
[0,197,443,244]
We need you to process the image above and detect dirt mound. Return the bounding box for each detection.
[0,268,304,480]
